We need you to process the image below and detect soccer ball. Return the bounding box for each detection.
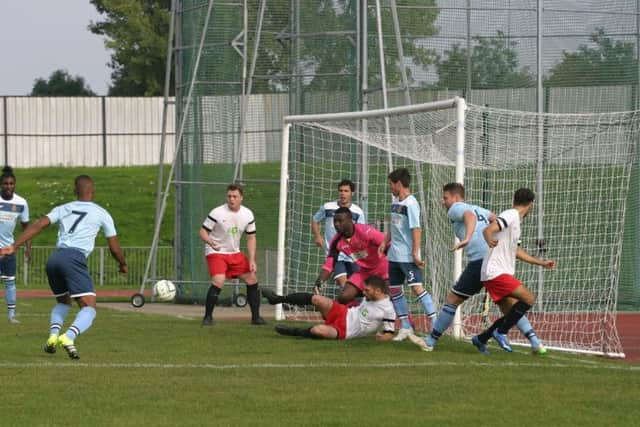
[153,280,176,302]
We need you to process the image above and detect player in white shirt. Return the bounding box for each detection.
[199,183,265,326]
[471,188,556,354]
[1,175,127,359]
[311,179,365,288]
[0,167,31,323]
[262,275,396,340]
[409,183,546,354]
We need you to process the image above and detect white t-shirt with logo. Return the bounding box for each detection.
[345,296,396,339]
[202,204,256,255]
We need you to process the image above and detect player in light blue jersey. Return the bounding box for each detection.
[1,175,127,359]
[379,168,436,341]
[311,179,365,289]
[409,183,546,354]
[0,166,31,323]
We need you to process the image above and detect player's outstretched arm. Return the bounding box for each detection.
[311,220,324,248]
[2,216,52,255]
[516,247,556,270]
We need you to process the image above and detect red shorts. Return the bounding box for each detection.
[483,274,523,303]
[347,263,389,291]
[206,253,251,278]
[325,301,348,340]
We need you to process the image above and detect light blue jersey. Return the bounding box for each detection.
[388,194,420,263]
[313,200,365,261]
[46,201,117,258]
[448,201,492,261]
[0,193,29,246]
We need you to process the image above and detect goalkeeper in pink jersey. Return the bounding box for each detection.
[313,207,389,305]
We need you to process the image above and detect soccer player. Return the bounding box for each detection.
[409,183,546,354]
[199,183,265,326]
[0,166,31,323]
[379,168,436,341]
[0,175,127,359]
[311,179,365,288]
[471,188,556,354]
[262,275,395,341]
[312,207,389,305]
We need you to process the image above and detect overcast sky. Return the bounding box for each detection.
[0,0,111,95]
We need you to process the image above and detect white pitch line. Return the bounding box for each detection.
[0,360,638,371]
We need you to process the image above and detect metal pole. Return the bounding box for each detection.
[374,0,393,172]
[275,123,292,321]
[466,0,472,98]
[360,0,369,217]
[3,96,7,166]
[101,96,107,166]
[140,0,215,294]
[234,0,267,182]
[536,0,545,307]
[151,0,178,281]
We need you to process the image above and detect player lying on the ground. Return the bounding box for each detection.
[262,275,396,341]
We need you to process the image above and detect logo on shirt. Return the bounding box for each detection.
[351,250,368,261]
[230,225,239,236]
[360,307,369,318]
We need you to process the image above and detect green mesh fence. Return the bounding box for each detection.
[173,0,640,308]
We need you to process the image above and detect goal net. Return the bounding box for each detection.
[276,98,638,357]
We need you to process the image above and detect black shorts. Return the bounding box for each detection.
[451,259,484,299]
[0,253,16,278]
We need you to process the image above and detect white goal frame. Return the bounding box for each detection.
[276,97,467,322]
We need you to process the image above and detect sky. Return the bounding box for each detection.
[0,0,111,96]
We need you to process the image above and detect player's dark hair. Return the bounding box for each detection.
[1,166,15,181]
[227,183,244,195]
[74,175,93,187]
[388,168,411,187]
[338,179,355,192]
[334,206,352,218]
[364,275,389,294]
[513,188,535,206]
[443,182,465,198]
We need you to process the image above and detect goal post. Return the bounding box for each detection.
[277,97,638,358]
[276,97,466,319]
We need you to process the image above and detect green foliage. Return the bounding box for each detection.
[30,69,96,96]
[546,28,638,87]
[436,31,535,89]
[89,0,172,96]
[1,299,639,426]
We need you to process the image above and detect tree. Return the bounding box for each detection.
[546,28,637,87]
[90,0,171,96]
[30,69,96,96]
[436,31,535,90]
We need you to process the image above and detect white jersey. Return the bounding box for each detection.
[202,204,255,255]
[345,296,396,339]
[0,193,29,246]
[481,208,521,281]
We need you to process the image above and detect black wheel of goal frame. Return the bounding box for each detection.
[130,293,145,308]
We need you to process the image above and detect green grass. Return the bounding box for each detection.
[14,166,175,247]
[1,298,638,426]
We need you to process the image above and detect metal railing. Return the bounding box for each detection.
[15,246,277,288]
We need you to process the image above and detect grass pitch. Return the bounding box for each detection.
[0,298,638,427]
